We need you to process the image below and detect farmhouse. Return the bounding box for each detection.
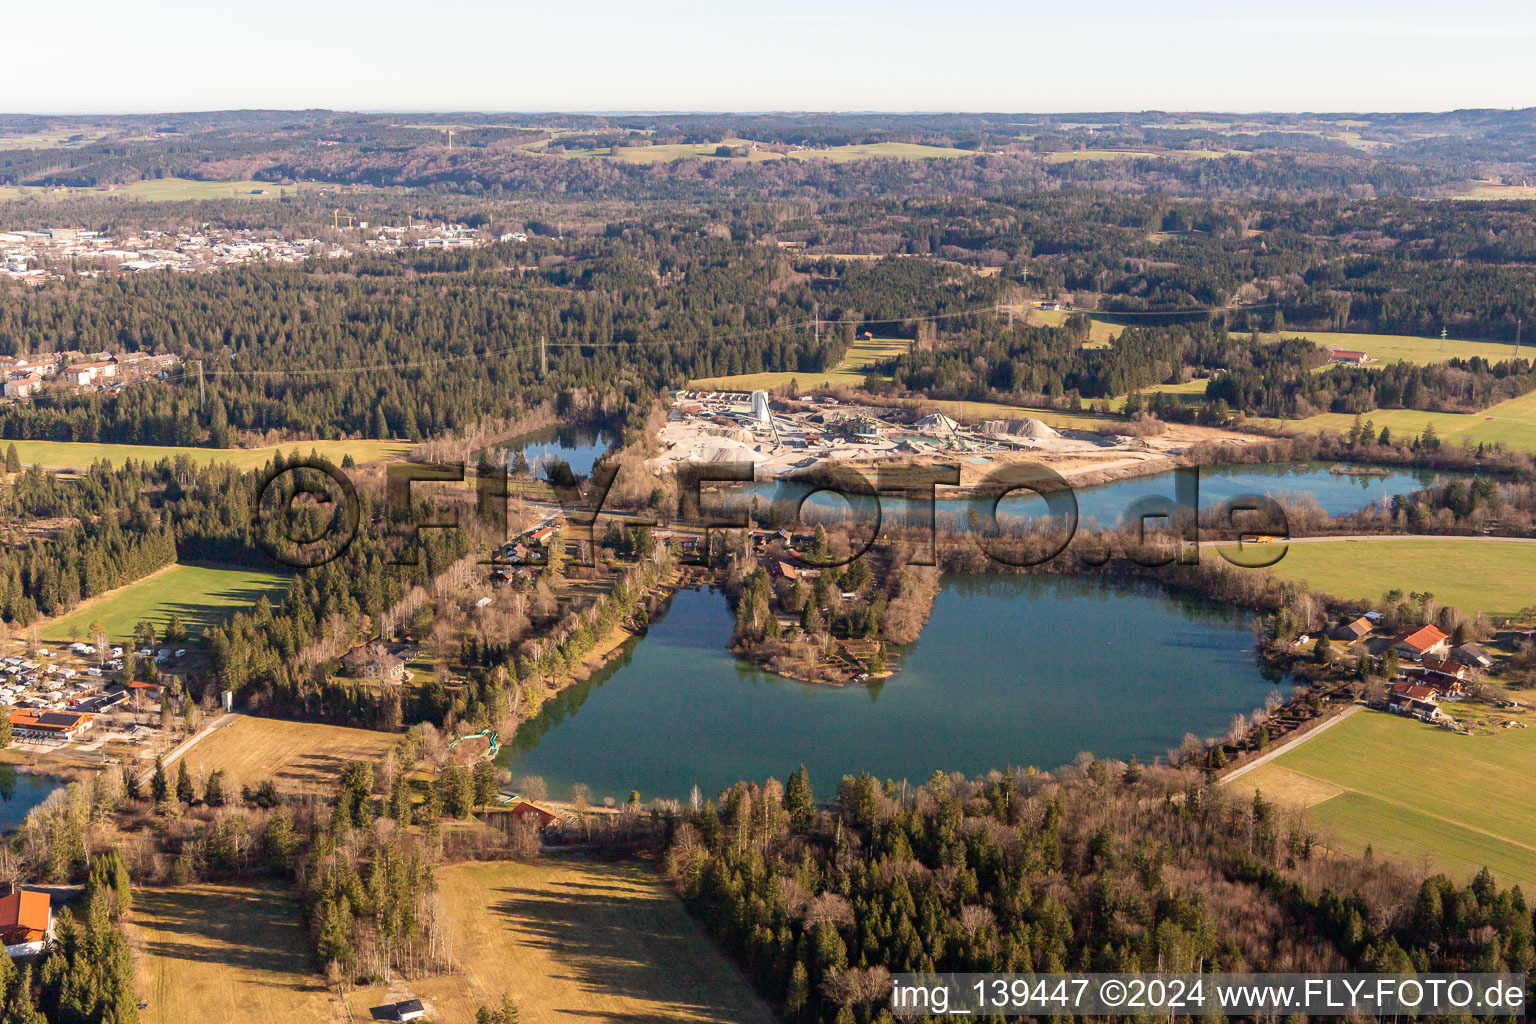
[1387,681,1444,720]
[8,708,94,741]
[1329,348,1369,365]
[1394,624,1450,662]
[1452,642,1494,669]
[767,559,800,582]
[1331,616,1374,643]
[0,890,51,957]
[1406,656,1467,695]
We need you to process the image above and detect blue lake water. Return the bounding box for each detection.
[0,767,63,832]
[498,576,1281,802]
[733,461,1469,531]
[500,424,615,478]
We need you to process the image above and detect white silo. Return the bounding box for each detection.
[749,390,772,424]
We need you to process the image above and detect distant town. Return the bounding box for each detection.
[0,220,517,283]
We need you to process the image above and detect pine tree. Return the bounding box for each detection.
[150,755,168,803]
[175,759,195,805]
[784,765,814,826]
[204,768,227,808]
[3,444,18,474]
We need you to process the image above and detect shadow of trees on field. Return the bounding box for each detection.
[139,886,329,994]
[479,865,769,1024]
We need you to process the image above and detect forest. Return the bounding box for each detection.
[666,765,1534,1024]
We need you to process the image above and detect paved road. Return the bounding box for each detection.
[135,712,243,784]
[1219,704,1362,786]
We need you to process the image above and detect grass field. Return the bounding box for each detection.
[45,562,292,643]
[1256,538,1536,618]
[1231,711,1536,890]
[344,859,774,1024]
[11,437,412,470]
[1245,329,1526,366]
[1026,307,1126,345]
[0,178,341,202]
[131,883,342,1024]
[180,715,400,796]
[1284,387,1536,452]
[687,336,912,392]
[1110,377,1211,411]
[1453,182,1536,200]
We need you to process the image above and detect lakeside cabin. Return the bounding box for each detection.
[480,797,569,833]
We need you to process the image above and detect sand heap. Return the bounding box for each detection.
[700,424,756,443]
[980,417,1061,439]
[913,413,961,432]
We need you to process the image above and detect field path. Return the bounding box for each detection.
[138,713,243,784]
[1220,705,1361,786]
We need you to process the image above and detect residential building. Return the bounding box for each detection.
[1387,681,1444,720]
[341,642,408,683]
[3,375,42,399]
[1407,657,1467,695]
[63,359,117,386]
[0,890,52,957]
[1395,624,1450,662]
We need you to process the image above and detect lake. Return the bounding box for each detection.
[0,767,63,832]
[498,575,1282,802]
[499,424,615,478]
[732,460,1468,532]
[1071,460,1470,527]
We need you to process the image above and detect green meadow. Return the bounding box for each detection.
[1233,711,1536,891]
[1257,538,1536,619]
[46,562,292,644]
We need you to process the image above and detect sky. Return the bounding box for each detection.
[9,0,1536,114]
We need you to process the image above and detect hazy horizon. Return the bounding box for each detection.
[10,0,1536,115]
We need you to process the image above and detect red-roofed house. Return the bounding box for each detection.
[1,890,52,956]
[1395,624,1450,662]
[1388,681,1445,720]
[1407,657,1468,695]
[1330,348,1369,365]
